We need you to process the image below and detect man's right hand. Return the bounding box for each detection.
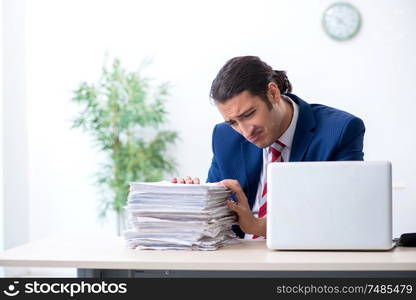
[218,179,266,236]
[171,176,200,184]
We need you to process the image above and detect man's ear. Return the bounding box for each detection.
[267,82,281,104]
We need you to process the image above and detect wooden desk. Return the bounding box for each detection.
[0,236,415,278]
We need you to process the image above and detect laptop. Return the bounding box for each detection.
[266,161,393,250]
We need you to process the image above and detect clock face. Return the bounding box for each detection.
[323,2,361,41]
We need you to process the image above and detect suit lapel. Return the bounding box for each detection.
[290,129,314,161]
[287,94,316,162]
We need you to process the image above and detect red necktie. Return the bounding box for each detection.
[253,140,285,239]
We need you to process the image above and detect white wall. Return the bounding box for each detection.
[0,0,4,278]
[2,0,30,277]
[2,0,415,258]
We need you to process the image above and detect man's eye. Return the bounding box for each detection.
[243,111,255,118]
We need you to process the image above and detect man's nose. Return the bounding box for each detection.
[239,122,253,138]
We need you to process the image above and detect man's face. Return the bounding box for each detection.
[216,88,287,148]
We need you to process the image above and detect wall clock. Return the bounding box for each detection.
[322,2,361,41]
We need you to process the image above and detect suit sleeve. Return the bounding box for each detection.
[332,117,365,161]
[207,125,222,183]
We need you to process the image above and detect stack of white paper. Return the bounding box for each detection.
[124,181,240,250]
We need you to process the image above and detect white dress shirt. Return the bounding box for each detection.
[244,95,299,239]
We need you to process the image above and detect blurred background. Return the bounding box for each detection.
[1,0,415,276]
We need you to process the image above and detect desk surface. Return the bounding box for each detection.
[0,236,415,271]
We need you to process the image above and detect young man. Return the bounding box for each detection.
[173,56,365,239]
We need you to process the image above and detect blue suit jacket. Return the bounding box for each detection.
[206,94,365,237]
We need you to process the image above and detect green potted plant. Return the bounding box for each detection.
[71,58,178,235]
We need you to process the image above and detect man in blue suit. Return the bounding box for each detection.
[173,56,365,238]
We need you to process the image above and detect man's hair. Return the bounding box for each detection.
[209,56,292,109]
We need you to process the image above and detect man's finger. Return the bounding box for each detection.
[226,199,239,212]
[173,176,200,184]
[219,179,241,190]
[184,176,193,184]
[218,180,245,198]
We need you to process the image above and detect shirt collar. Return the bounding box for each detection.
[273,95,298,150]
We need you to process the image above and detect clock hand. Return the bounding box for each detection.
[335,16,346,26]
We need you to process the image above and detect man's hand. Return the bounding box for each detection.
[171,176,200,184]
[218,179,266,236]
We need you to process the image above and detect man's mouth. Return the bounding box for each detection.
[248,131,261,143]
